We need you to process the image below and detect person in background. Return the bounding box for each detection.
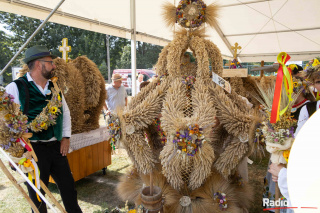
[5,45,82,213]
[103,73,128,114]
[136,74,144,93]
[290,64,315,121]
[263,64,313,213]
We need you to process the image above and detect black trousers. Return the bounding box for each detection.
[25,141,82,213]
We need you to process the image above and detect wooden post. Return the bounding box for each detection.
[260,60,265,77]
[150,172,153,196]
[275,184,280,213]
[0,159,40,213]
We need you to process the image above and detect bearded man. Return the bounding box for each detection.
[5,45,82,213]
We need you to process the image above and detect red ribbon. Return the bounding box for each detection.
[270,53,291,123]
[16,138,32,152]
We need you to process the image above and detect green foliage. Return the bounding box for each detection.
[0,30,13,84]
[0,12,133,81]
[116,45,131,69]
[99,61,108,79]
[0,12,164,82]
[116,41,163,69]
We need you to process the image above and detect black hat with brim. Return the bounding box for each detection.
[23,45,57,64]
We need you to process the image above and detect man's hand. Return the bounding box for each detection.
[60,137,70,156]
[268,163,285,182]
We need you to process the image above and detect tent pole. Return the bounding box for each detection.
[130,0,137,96]
[0,0,65,77]
[106,35,111,84]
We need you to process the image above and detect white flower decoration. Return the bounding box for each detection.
[180,196,191,207]
[126,124,135,135]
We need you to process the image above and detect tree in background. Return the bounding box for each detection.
[0,12,133,81]
[0,30,13,84]
[116,41,163,69]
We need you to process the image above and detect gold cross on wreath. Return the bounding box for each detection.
[59,38,71,63]
[231,42,241,59]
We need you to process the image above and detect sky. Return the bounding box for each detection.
[0,23,13,35]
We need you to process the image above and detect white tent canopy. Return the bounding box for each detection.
[0,0,320,62]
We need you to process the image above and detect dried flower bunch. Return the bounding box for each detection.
[172,124,204,156]
[106,113,121,150]
[29,86,62,132]
[214,191,227,210]
[0,82,64,158]
[304,63,320,83]
[176,0,207,28]
[249,76,300,164]
[0,87,27,157]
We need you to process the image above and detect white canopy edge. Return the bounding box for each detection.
[0,0,233,60]
[239,51,320,63]
[0,1,169,47]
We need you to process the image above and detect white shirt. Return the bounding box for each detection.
[278,168,294,213]
[5,72,71,141]
[294,100,320,137]
[105,84,127,112]
[136,80,143,93]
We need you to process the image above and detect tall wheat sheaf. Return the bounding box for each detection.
[116,1,260,212]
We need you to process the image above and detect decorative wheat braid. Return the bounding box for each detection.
[229,77,247,98]
[191,81,216,131]
[161,78,188,133]
[123,79,169,131]
[72,56,102,109]
[160,79,189,190]
[188,80,216,190]
[166,35,189,77]
[187,142,215,190]
[160,142,184,190]
[155,44,170,76]
[160,79,216,190]
[189,36,210,79]
[127,79,159,110]
[214,138,249,179]
[120,80,170,174]
[204,39,223,76]
[210,86,254,139]
[123,130,158,174]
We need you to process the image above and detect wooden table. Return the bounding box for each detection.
[50,140,111,182]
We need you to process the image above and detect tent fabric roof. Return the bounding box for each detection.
[1,0,320,62]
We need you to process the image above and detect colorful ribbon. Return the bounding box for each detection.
[270,52,293,123]
[316,92,320,101]
[312,58,320,67]
[15,132,38,162]
[19,158,41,202]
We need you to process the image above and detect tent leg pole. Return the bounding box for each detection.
[106,35,111,84]
[130,0,137,96]
[0,0,65,77]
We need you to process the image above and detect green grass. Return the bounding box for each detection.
[0,149,270,213]
[0,151,132,213]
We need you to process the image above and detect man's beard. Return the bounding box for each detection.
[41,65,54,79]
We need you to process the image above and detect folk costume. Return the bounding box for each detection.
[5,46,82,213]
